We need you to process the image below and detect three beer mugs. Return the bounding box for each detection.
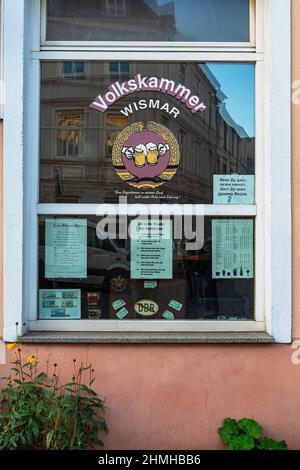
[122,142,170,168]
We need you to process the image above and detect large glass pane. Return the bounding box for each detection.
[38,216,255,320]
[46,0,250,42]
[40,61,255,204]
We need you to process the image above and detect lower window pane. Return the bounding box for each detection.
[38,216,255,320]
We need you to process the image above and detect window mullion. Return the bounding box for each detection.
[37,204,257,217]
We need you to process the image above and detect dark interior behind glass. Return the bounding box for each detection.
[38,216,255,321]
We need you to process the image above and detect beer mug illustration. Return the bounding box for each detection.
[146,142,159,165]
[134,144,147,167]
[122,146,134,160]
[158,143,170,156]
[122,142,170,168]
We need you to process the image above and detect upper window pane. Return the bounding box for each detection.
[40,61,255,204]
[46,0,250,42]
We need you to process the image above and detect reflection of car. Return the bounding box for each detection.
[87,225,130,292]
[39,222,130,292]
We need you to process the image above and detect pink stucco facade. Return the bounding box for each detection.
[2,343,299,449]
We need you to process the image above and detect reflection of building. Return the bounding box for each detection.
[47,0,177,41]
[40,61,254,203]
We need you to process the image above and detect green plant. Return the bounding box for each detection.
[218,417,287,450]
[0,343,108,450]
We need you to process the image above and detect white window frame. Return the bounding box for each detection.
[2,0,291,342]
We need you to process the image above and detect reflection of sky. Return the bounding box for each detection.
[154,0,249,42]
[206,63,255,138]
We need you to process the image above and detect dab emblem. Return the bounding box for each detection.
[112,121,180,189]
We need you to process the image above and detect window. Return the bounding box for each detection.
[106,0,126,17]
[40,62,255,204]
[44,0,253,43]
[179,64,186,85]
[178,127,188,161]
[109,62,130,82]
[62,62,85,79]
[38,215,255,321]
[39,60,255,322]
[105,112,129,158]
[3,0,292,342]
[56,111,84,157]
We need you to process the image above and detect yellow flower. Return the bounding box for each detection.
[27,354,38,364]
[6,343,17,350]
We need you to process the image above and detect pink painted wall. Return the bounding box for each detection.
[2,343,299,450]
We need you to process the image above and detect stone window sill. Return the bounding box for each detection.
[18,331,274,344]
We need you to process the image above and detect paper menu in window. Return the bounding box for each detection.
[130,219,173,279]
[45,218,87,278]
[212,219,254,279]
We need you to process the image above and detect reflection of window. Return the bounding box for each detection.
[105,112,128,158]
[195,142,201,176]
[62,62,85,78]
[106,0,126,17]
[56,111,84,157]
[223,122,228,151]
[109,62,130,82]
[179,64,186,84]
[191,140,197,174]
[209,97,214,127]
[46,0,251,42]
[178,128,187,151]
[161,115,169,127]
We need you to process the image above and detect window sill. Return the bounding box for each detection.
[18,331,274,344]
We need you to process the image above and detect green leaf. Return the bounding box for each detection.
[46,430,54,449]
[228,434,255,450]
[36,372,47,381]
[257,437,288,450]
[36,400,45,415]
[100,417,109,434]
[238,418,263,439]
[32,421,40,440]
[20,434,27,446]
[218,418,240,445]
[13,379,23,385]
